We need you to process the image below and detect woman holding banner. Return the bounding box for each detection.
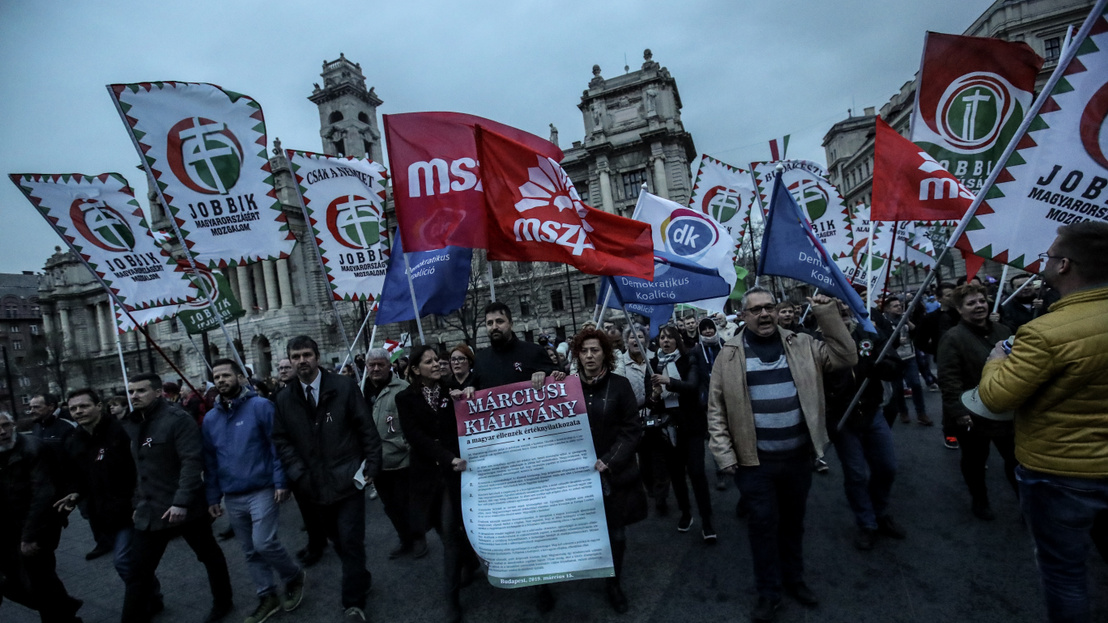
[396,345,471,623]
[649,325,716,542]
[572,328,647,614]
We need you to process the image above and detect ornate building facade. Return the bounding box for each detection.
[0,272,46,420]
[35,50,696,396]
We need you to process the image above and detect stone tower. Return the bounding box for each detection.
[561,49,696,217]
[308,53,384,162]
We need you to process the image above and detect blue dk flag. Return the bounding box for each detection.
[758,172,875,332]
[375,230,473,326]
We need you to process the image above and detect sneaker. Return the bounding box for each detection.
[876,515,907,539]
[367,484,378,500]
[245,594,280,623]
[944,437,960,450]
[751,595,781,622]
[282,569,305,612]
[928,383,940,392]
[677,513,694,533]
[702,518,718,544]
[854,528,876,551]
[917,414,935,426]
[344,607,366,622]
[785,582,819,607]
[814,457,829,473]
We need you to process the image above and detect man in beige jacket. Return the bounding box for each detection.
[707,287,856,623]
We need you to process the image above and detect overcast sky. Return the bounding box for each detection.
[0,0,997,274]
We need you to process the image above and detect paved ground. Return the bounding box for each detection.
[4,388,1107,623]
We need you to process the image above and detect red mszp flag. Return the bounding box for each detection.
[872,117,974,221]
[383,111,562,252]
[475,126,654,280]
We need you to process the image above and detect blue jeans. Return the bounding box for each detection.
[832,415,897,530]
[1017,465,1108,623]
[224,488,301,597]
[883,357,926,422]
[733,454,813,599]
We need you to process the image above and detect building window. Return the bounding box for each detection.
[170,317,178,333]
[550,289,564,311]
[332,140,346,156]
[518,262,532,275]
[520,296,532,317]
[4,305,15,318]
[1045,37,1061,61]
[358,112,370,123]
[29,324,39,335]
[491,262,503,278]
[621,170,648,200]
[9,325,18,332]
[583,283,597,307]
[21,394,30,404]
[329,110,344,123]
[11,340,22,351]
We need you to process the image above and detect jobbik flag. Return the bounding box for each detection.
[375,230,473,326]
[113,265,246,335]
[962,3,1108,272]
[107,81,296,267]
[286,150,390,302]
[634,191,736,313]
[687,154,757,247]
[759,174,876,332]
[475,126,655,280]
[751,160,855,260]
[383,111,563,252]
[873,117,975,222]
[837,204,890,291]
[910,32,1043,194]
[9,172,197,310]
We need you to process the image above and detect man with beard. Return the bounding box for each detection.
[999,274,1044,333]
[979,222,1108,623]
[121,372,233,623]
[203,359,305,623]
[707,287,856,623]
[0,410,82,622]
[272,336,381,623]
[474,302,565,390]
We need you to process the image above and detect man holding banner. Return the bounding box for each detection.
[707,288,856,622]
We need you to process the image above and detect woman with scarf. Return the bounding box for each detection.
[572,328,646,613]
[396,345,470,623]
[649,325,716,542]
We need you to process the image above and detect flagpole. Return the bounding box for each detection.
[341,305,375,372]
[359,325,377,390]
[110,303,134,411]
[596,186,650,324]
[486,262,497,302]
[880,221,900,302]
[1001,274,1035,307]
[105,87,251,382]
[992,264,1010,315]
[401,249,427,344]
[836,0,1106,432]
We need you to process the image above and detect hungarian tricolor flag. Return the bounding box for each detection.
[474,126,654,281]
[873,117,974,222]
[383,111,562,252]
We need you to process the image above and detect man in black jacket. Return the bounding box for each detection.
[0,410,82,622]
[272,335,382,623]
[120,373,232,623]
[474,302,563,390]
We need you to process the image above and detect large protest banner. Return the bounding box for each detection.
[9,172,197,310]
[108,81,296,267]
[687,154,757,249]
[456,377,613,588]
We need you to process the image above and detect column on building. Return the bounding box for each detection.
[262,261,279,311]
[57,308,71,352]
[42,312,54,339]
[652,154,669,200]
[597,165,615,213]
[93,302,110,351]
[224,268,239,305]
[251,262,267,310]
[237,264,256,312]
[276,259,294,308]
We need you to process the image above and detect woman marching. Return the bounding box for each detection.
[649,324,716,541]
[395,345,471,623]
[571,328,647,613]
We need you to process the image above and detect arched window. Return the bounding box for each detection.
[329,111,344,123]
[357,112,370,123]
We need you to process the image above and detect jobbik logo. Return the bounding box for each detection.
[787,179,829,222]
[659,208,719,262]
[1081,80,1108,169]
[166,117,245,194]
[699,185,743,224]
[512,157,595,256]
[326,195,383,250]
[70,198,136,253]
[934,72,1018,152]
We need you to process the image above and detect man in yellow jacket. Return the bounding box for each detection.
[707,287,857,623]
[979,221,1108,623]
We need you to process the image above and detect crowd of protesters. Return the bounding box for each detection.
[1,223,1106,623]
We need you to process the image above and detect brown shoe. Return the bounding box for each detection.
[917,414,934,426]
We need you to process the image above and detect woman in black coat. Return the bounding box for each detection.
[395,345,469,623]
[648,324,715,541]
[572,328,647,614]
